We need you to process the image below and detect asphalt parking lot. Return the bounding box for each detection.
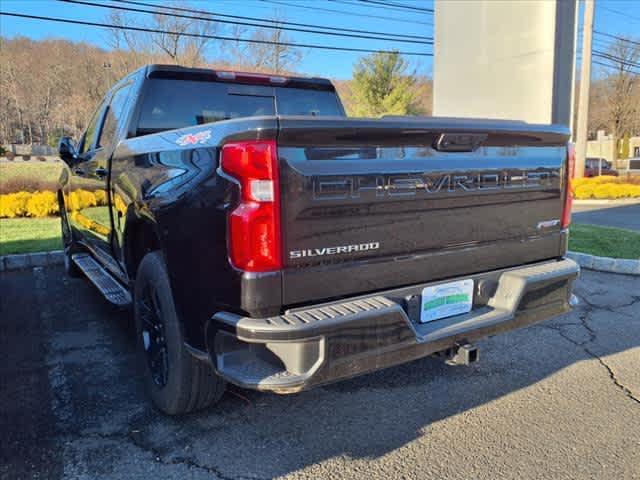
[572,202,640,231]
[1,265,639,480]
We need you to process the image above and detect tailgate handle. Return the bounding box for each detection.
[434,133,487,152]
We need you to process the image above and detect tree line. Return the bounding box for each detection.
[586,38,640,141]
[0,1,636,148]
[0,31,431,147]
[0,4,312,146]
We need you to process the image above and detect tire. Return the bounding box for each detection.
[134,251,225,415]
[60,206,81,278]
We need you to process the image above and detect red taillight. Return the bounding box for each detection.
[561,143,575,229]
[221,140,281,272]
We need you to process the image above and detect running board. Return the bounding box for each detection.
[72,253,132,307]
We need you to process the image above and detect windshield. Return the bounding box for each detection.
[136,79,343,136]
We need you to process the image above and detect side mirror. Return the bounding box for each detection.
[58,136,78,165]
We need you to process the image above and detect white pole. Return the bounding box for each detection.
[575,0,595,179]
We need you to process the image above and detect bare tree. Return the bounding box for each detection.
[0,7,302,147]
[105,2,218,68]
[243,16,303,74]
[590,38,640,142]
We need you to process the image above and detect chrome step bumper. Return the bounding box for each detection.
[208,258,580,393]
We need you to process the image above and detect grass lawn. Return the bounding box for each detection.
[2,214,639,261]
[0,217,62,255]
[82,206,111,226]
[569,224,640,259]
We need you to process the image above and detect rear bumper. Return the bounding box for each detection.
[207,258,579,393]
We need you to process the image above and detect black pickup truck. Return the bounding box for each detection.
[57,64,579,414]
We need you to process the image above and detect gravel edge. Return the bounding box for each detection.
[1,249,638,276]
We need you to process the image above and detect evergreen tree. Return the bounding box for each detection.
[350,51,421,117]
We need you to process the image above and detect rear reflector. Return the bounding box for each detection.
[221,140,281,272]
[561,143,575,229]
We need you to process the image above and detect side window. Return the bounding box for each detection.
[80,105,104,154]
[98,84,132,150]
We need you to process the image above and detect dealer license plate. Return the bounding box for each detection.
[420,279,474,323]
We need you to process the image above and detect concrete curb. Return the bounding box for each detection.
[1,249,638,276]
[566,251,640,276]
[0,250,64,272]
[573,198,640,206]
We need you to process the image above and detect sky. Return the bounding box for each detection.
[1,0,639,79]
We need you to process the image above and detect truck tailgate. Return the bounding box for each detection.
[276,117,570,306]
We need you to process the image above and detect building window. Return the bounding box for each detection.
[634,146,640,157]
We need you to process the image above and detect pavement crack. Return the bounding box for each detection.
[544,320,640,406]
[582,346,640,406]
[577,294,640,318]
[57,426,268,480]
[577,304,597,345]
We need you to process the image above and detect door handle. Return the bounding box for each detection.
[94,167,108,177]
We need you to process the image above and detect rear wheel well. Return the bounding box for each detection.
[126,220,161,280]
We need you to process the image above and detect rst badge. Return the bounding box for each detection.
[290,242,380,259]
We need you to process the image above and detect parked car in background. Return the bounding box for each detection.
[584,157,618,177]
[627,157,640,173]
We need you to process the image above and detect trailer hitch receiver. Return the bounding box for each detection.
[441,343,479,366]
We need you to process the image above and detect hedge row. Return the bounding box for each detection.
[572,177,640,200]
[1,178,637,218]
[0,189,108,218]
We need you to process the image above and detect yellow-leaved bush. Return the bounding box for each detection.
[67,189,97,211]
[70,211,110,236]
[0,189,108,218]
[25,191,59,217]
[0,192,31,218]
[572,177,640,200]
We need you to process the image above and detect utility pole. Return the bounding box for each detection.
[575,0,595,179]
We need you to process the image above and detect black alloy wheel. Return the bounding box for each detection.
[137,284,170,388]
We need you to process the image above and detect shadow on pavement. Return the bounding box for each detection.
[1,266,638,479]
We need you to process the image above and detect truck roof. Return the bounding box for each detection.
[143,64,336,91]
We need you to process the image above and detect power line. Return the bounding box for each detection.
[593,51,640,70]
[357,0,434,14]
[593,59,640,76]
[0,11,433,57]
[331,0,426,15]
[259,0,433,27]
[63,0,434,45]
[594,30,640,48]
[600,6,640,24]
[111,0,432,42]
